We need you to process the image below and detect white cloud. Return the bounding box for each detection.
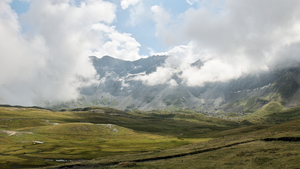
[4,0,300,105]
[134,67,178,86]
[85,25,145,61]
[150,5,179,46]
[151,5,170,36]
[162,42,211,66]
[121,0,140,9]
[0,0,144,106]
[151,5,171,25]
[179,59,245,86]
[143,0,300,87]
[127,1,151,26]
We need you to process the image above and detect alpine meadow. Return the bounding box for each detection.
[1,0,300,168]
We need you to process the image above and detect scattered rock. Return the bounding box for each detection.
[32,141,44,144]
[7,131,16,136]
[0,130,17,136]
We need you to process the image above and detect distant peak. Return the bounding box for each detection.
[102,55,114,59]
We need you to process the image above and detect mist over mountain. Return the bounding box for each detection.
[2,0,300,110]
[49,55,300,114]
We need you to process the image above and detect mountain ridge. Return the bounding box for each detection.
[52,55,300,115]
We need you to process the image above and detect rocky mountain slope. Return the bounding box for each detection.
[52,55,300,114]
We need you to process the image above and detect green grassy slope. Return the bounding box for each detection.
[0,106,237,168]
[243,102,300,124]
[65,117,300,169]
[1,105,300,169]
[68,108,241,138]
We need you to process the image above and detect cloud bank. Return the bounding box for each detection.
[2,0,300,106]
[136,0,300,86]
[0,0,143,106]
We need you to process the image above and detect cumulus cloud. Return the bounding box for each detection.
[121,0,140,9]
[85,24,144,61]
[0,0,143,106]
[179,59,246,86]
[155,42,210,66]
[136,0,300,87]
[127,1,151,26]
[134,67,178,86]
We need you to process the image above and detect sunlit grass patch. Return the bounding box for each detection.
[244,102,285,124]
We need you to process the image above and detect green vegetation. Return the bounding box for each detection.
[55,117,300,169]
[272,72,300,99]
[1,104,300,168]
[0,106,220,168]
[244,101,285,124]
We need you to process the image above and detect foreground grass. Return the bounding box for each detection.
[0,106,219,168]
[57,117,300,169]
[2,105,300,168]
[132,141,300,169]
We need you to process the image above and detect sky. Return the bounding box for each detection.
[2,0,300,106]
[10,0,196,57]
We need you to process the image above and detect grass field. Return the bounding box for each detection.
[0,106,226,168]
[1,105,300,168]
[61,117,300,169]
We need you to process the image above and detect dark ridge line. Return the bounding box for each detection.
[54,137,300,168]
[263,137,300,142]
[131,140,255,163]
[0,104,52,111]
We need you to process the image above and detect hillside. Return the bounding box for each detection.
[1,105,300,168]
[50,112,300,169]
[0,105,238,168]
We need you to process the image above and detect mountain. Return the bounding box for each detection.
[52,55,300,115]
